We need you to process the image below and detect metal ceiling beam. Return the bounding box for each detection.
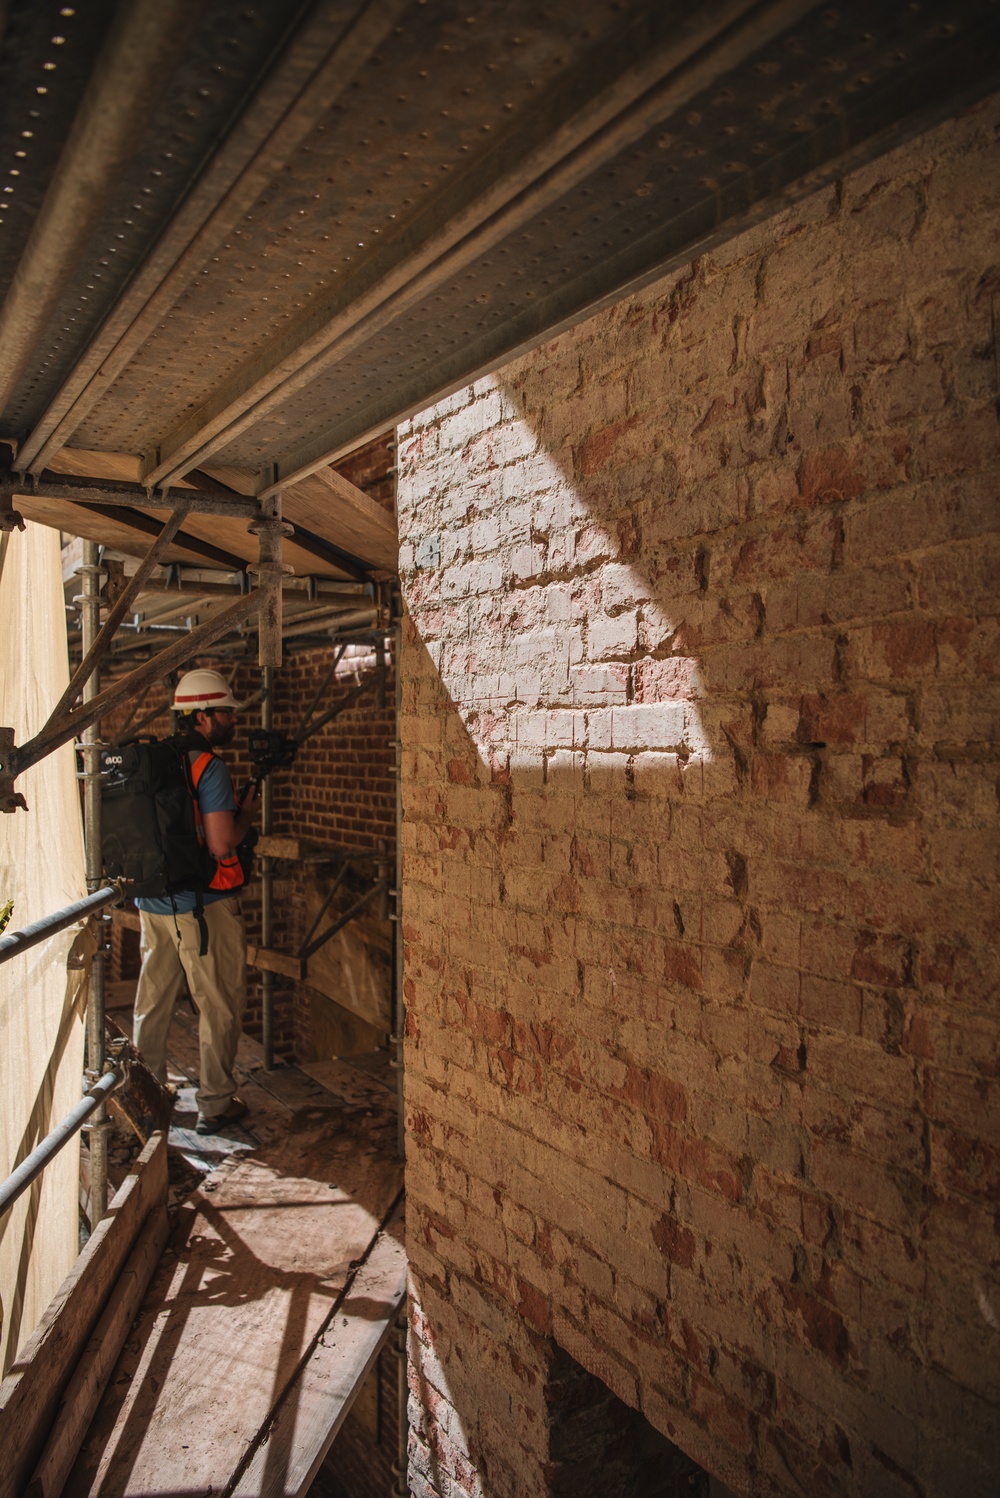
[37,481,255,516]
[15,0,410,476]
[2,454,384,576]
[141,0,815,490]
[285,521,372,582]
[71,504,250,571]
[114,572,367,599]
[0,0,204,416]
[0,450,260,518]
[273,13,1000,490]
[0,449,254,567]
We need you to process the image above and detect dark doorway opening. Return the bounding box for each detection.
[547,1346,736,1498]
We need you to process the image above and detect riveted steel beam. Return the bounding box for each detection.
[0,0,205,417]
[0,459,260,518]
[142,0,811,490]
[262,6,1000,492]
[15,0,411,476]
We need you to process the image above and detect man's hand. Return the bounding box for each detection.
[238,782,260,821]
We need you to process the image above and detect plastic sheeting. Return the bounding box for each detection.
[0,522,88,1374]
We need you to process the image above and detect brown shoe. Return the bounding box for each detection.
[195,1096,249,1135]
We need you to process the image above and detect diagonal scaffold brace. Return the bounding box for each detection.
[0,486,291,810]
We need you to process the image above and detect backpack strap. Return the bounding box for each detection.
[186,746,245,896]
[188,750,214,792]
[177,745,213,955]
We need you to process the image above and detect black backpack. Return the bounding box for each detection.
[100,735,217,898]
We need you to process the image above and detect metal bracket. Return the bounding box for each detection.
[102,557,129,609]
[0,727,27,812]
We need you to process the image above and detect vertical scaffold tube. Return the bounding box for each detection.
[261,664,275,1070]
[392,612,404,1159]
[80,539,109,1226]
[252,492,290,670]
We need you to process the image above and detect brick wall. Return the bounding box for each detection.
[267,640,396,1060]
[397,98,1000,1497]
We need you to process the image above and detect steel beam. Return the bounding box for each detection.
[124,573,367,600]
[17,0,410,475]
[0,0,204,415]
[68,502,251,572]
[264,12,1000,492]
[260,664,276,1071]
[277,606,378,642]
[285,522,372,583]
[141,0,808,489]
[0,465,260,519]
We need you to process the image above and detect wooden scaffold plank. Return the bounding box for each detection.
[231,1198,405,1498]
[64,1058,402,1498]
[0,1133,168,1498]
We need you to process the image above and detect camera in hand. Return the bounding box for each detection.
[247,729,298,781]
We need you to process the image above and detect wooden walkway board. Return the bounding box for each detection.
[64,1013,403,1498]
[232,1201,405,1498]
[0,1136,168,1498]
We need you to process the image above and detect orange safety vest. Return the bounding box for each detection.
[188,750,245,893]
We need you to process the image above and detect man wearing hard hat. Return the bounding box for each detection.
[133,669,259,1135]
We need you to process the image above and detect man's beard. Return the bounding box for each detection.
[208,716,236,747]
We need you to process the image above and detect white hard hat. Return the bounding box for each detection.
[172,669,240,713]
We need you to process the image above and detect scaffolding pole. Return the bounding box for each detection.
[0,1068,123,1219]
[80,540,111,1226]
[261,664,275,1070]
[0,885,120,965]
[392,612,404,1160]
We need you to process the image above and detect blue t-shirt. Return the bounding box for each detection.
[137,753,237,915]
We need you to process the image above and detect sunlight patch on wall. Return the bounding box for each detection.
[398,374,712,778]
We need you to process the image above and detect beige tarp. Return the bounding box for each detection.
[0,522,88,1373]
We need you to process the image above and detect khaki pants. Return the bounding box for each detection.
[133,897,247,1119]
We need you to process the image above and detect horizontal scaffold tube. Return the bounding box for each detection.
[0,885,120,966]
[0,1069,122,1217]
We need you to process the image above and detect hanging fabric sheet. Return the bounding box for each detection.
[0,522,88,1374]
